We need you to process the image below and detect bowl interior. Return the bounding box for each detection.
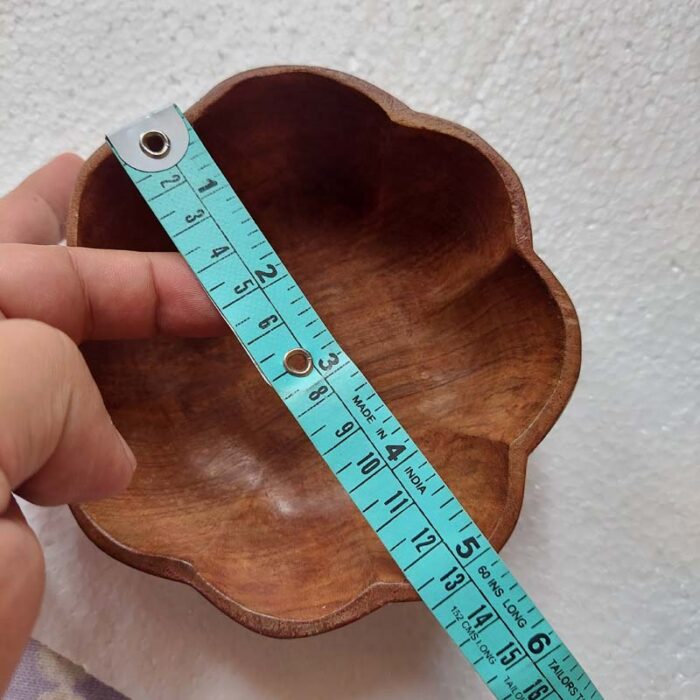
[74,71,565,630]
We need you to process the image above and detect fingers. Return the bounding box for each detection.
[0,500,44,696]
[0,319,136,506]
[0,154,83,244]
[0,244,227,343]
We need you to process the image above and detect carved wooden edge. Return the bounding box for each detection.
[67,65,581,638]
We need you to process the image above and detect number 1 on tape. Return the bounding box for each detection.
[107,105,601,700]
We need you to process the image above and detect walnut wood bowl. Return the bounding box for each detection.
[67,66,580,638]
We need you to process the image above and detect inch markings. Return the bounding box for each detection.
[108,106,600,700]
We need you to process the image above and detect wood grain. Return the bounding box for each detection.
[66,66,581,638]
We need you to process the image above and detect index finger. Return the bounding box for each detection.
[0,243,227,342]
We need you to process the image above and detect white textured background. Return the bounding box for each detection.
[1,1,698,699]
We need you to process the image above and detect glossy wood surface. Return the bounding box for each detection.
[67,66,580,637]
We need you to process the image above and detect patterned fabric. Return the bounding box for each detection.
[6,640,126,700]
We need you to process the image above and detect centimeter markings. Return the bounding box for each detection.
[109,108,600,700]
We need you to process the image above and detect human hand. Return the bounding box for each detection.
[0,154,226,691]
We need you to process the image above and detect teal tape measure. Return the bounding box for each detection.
[108,106,600,700]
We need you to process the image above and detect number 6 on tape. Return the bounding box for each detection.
[107,105,601,700]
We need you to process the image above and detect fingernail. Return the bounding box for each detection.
[115,430,137,474]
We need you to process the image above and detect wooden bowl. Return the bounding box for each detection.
[67,66,580,638]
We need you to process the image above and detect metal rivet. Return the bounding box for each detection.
[139,130,171,159]
[283,348,313,377]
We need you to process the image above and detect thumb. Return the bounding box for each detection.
[0,319,135,507]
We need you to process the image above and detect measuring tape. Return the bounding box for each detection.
[107,105,600,700]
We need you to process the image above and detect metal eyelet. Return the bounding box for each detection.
[283,348,313,376]
[139,130,171,159]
